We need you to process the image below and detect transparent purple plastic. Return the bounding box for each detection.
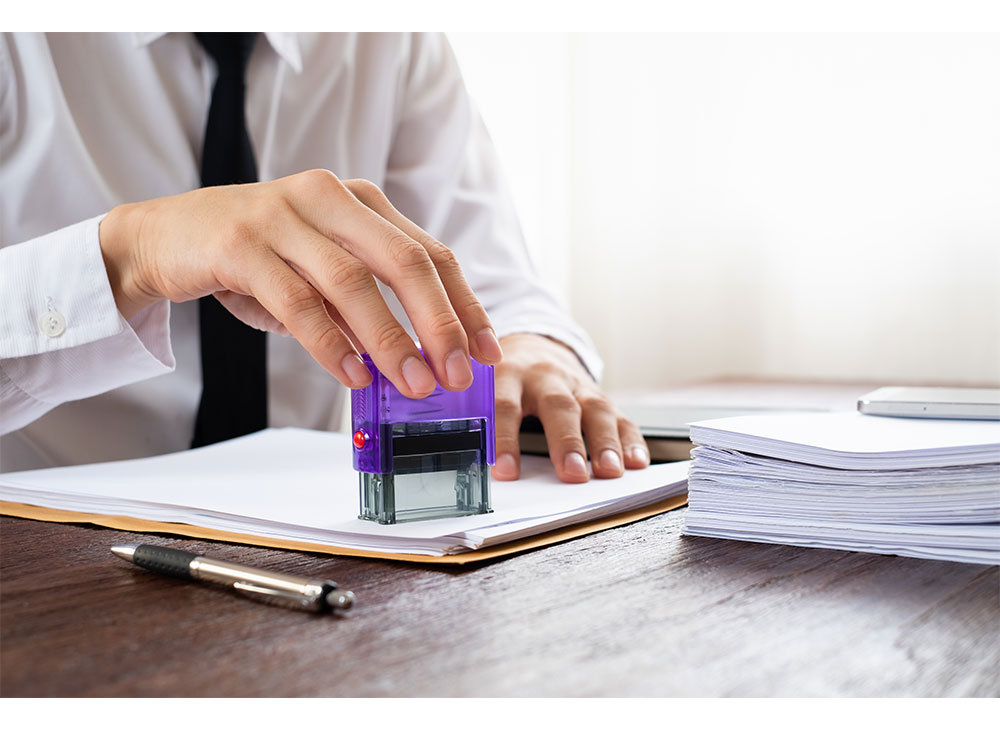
[351,354,496,474]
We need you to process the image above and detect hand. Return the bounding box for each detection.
[491,333,650,483]
[98,170,503,398]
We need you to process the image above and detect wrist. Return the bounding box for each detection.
[99,202,159,319]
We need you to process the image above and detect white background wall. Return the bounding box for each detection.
[449,33,1000,390]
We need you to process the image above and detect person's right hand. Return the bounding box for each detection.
[98,169,503,397]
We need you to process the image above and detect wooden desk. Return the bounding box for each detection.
[2,511,997,697]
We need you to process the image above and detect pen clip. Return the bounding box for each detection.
[232,581,323,612]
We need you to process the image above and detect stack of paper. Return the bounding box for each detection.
[684,412,1000,564]
[0,428,688,559]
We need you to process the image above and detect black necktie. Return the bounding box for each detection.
[191,32,268,447]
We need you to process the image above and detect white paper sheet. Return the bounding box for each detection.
[0,428,689,557]
[689,411,1000,468]
[684,412,1000,564]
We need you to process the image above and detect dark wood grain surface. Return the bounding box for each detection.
[1,511,997,697]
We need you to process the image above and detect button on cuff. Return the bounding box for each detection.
[39,310,67,338]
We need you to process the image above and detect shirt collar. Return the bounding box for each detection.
[131,32,303,74]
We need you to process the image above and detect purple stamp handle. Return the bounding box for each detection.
[351,353,496,473]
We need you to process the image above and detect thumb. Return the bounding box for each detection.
[214,290,290,335]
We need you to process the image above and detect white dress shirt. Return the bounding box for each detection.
[0,32,601,471]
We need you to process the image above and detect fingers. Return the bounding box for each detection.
[251,257,371,388]
[285,261,362,348]
[617,414,651,470]
[579,389,625,479]
[536,385,650,481]
[532,373,591,483]
[214,291,289,335]
[242,252,375,391]
[344,178,503,367]
[267,218,437,398]
[497,334,651,483]
[281,171,478,392]
[118,173,491,398]
[492,370,525,481]
[577,395,650,476]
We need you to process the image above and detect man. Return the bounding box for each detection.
[0,32,649,482]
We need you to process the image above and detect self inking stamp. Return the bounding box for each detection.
[351,353,495,525]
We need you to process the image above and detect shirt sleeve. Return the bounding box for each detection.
[0,215,175,434]
[382,33,604,382]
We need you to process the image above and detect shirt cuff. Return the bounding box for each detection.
[0,215,127,357]
[1,300,175,432]
[1,214,176,432]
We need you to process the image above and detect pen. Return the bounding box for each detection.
[111,544,354,613]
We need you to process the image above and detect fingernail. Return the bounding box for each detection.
[563,452,589,480]
[445,349,473,389]
[342,354,371,388]
[599,449,623,475]
[495,453,518,479]
[629,446,650,467]
[402,356,436,396]
[475,328,503,362]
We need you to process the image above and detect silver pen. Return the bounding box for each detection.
[111,544,354,613]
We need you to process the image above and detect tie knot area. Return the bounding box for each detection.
[195,32,258,75]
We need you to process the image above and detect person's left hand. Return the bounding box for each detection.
[491,333,650,483]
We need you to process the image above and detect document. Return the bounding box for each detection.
[0,428,689,561]
[684,412,1000,564]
